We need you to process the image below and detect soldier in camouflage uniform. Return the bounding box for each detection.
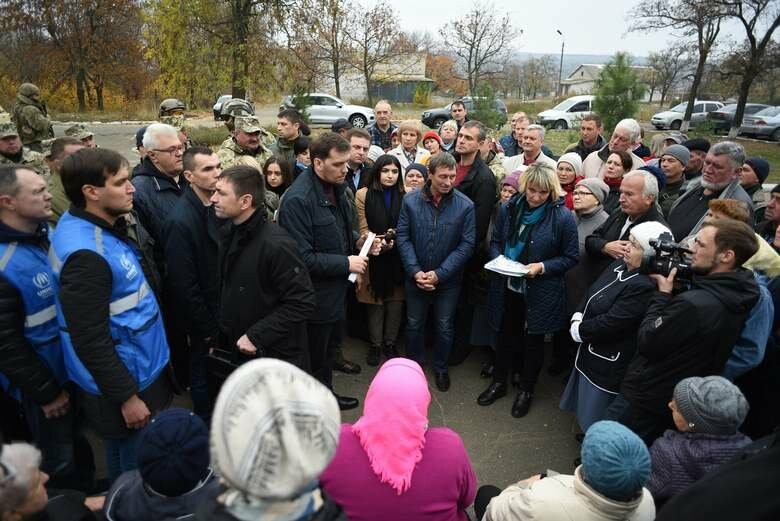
[219,98,275,149]
[10,83,54,152]
[217,116,271,169]
[159,98,192,148]
[0,122,50,178]
[64,123,95,147]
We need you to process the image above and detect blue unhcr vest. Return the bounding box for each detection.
[0,230,67,400]
[50,211,169,395]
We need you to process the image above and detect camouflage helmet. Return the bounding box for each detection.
[159,98,186,117]
[221,98,254,118]
[19,83,41,98]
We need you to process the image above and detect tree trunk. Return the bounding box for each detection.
[333,57,341,98]
[648,86,655,103]
[95,80,104,111]
[230,0,249,100]
[728,65,758,139]
[681,52,707,133]
[76,68,87,112]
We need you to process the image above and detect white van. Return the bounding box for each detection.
[536,95,595,130]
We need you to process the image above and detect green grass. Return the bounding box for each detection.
[188,125,230,147]
[52,108,159,122]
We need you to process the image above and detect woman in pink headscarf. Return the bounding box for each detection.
[319,358,476,521]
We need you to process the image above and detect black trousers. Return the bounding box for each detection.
[475,485,502,521]
[493,289,545,392]
[307,322,335,389]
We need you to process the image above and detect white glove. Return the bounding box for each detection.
[570,319,582,343]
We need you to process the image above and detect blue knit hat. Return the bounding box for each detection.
[639,164,666,190]
[136,408,210,496]
[581,421,651,501]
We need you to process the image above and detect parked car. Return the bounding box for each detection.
[707,103,770,133]
[536,95,595,130]
[213,94,232,120]
[420,96,507,129]
[279,93,375,128]
[740,106,780,141]
[650,100,724,130]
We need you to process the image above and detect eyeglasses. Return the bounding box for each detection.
[572,190,594,197]
[152,145,185,155]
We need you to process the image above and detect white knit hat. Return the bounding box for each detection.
[629,221,673,253]
[557,152,584,177]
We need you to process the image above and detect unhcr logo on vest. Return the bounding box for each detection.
[32,271,53,298]
[120,253,138,281]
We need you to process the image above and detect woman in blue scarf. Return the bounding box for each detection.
[478,163,579,418]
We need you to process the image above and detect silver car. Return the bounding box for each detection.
[279,93,375,128]
[651,101,724,130]
[740,106,780,141]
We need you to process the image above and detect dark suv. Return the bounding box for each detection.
[421,97,507,129]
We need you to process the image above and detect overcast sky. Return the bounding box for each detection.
[362,0,742,57]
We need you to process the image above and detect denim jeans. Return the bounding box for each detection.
[105,431,140,484]
[405,281,461,373]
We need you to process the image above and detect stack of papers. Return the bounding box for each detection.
[484,255,529,277]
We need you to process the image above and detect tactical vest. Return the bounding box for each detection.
[50,211,169,395]
[0,233,66,400]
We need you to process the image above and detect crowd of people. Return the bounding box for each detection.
[0,83,779,520]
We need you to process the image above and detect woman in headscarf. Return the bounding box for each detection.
[354,154,407,366]
[320,358,477,521]
[404,163,428,192]
[199,358,345,521]
[556,152,584,210]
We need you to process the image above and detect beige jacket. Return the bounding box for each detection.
[485,466,655,521]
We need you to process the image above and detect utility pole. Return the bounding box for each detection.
[557,29,565,98]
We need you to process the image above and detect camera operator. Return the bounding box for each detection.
[606,219,760,445]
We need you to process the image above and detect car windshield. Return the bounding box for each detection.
[551,99,578,111]
[669,102,688,112]
[754,106,780,117]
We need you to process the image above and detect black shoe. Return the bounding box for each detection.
[335,394,359,411]
[547,358,570,377]
[480,363,494,378]
[333,357,362,374]
[382,343,399,359]
[511,391,533,418]
[477,382,507,406]
[366,345,380,366]
[435,372,450,392]
[575,433,585,443]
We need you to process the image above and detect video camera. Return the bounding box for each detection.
[639,232,694,287]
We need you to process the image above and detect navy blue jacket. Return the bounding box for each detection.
[277,168,357,324]
[396,183,475,288]
[487,194,579,334]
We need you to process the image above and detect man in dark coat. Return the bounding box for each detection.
[449,121,497,365]
[212,165,316,370]
[584,170,666,285]
[277,133,376,411]
[162,146,222,420]
[606,219,760,445]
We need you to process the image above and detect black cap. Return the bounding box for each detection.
[331,118,352,132]
[681,137,711,153]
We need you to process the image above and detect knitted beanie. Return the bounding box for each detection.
[581,421,651,501]
[673,376,749,435]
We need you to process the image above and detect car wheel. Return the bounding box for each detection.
[553,120,568,130]
[433,117,447,129]
[349,114,368,128]
[670,120,682,130]
[771,128,780,142]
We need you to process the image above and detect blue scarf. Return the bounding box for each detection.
[504,198,549,261]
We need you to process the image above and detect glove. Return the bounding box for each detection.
[569,314,583,343]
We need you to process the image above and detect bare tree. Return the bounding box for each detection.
[647,43,693,106]
[632,0,728,131]
[712,0,780,137]
[518,56,556,99]
[439,1,520,93]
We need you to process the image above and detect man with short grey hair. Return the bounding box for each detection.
[503,124,556,174]
[668,141,754,241]
[582,118,646,178]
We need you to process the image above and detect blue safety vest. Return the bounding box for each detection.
[0,230,67,400]
[50,211,169,395]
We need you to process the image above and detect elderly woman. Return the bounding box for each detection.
[320,358,477,521]
[422,130,443,156]
[560,221,670,431]
[602,150,633,214]
[198,358,344,521]
[355,154,407,366]
[556,152,584,210]
[0,443,102,521]
[404,163,428,192]
[478,164,579,418]
[388,120,430,169]
[439,120,458,153]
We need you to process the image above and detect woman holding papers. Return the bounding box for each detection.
[478,163,578,418]
[560,221,670,432]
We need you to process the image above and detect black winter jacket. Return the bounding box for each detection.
[574,260,655,393]
[219,209,316,367]
[620,269,760,415]
[0,222,61,405]
[450,153,497,247]
[277,168,357,324]
[162,187,222,340]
